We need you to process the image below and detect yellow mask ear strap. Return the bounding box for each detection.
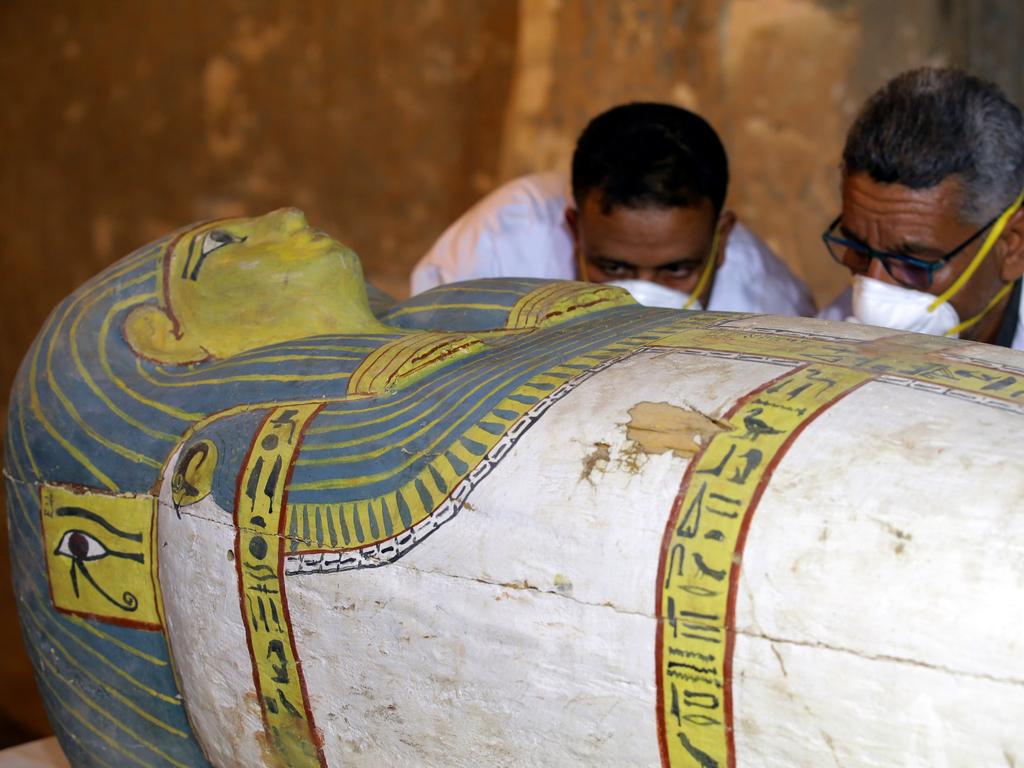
[943,280,1015,337]
[928,188,1024,312]
[684,225,721,310]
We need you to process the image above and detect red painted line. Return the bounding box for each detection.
[276,403,328,767]
[653,364,805,767]
[721,379,867,768]
[158,217,226,338]
[159,229,189,338]
[233,408,274,746]
[52,606,162,632]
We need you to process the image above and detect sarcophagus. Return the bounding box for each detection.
[6,209,1022,767]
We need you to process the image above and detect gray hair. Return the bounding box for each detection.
[842,67,1024,224]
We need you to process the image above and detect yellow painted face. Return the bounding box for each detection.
[125,208,387,364]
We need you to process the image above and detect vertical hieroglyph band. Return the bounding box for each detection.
[656,363,870,768]
[235,403,325,768]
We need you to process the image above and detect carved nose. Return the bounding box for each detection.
[267,207,309,233]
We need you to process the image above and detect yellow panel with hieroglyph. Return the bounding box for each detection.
[40,484,159,630]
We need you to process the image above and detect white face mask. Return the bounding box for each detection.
[850,275,960,337]
[607,279,703,310]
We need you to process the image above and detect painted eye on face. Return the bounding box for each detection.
[183,229,248,281]
[201,229,245,256]
[54,529,109,562]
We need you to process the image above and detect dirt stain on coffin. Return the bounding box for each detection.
[625,401,731,459]
[579,441,611,484]
[871,517,913,556]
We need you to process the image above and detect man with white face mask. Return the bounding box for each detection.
[411,103,816,316]
[820,68,1024,348]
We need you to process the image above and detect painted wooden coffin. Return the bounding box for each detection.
[5,209,1023,768]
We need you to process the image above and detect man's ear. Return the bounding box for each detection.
[564,206,579,241]
[998,208,1024,282]
[715,210,737,267]
[122,304,210,365]
[565,206,586,280]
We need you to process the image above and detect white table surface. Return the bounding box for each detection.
[0,738,68,768]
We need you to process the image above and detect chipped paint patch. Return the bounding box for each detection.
[625,401,730,458]
[553,573,573,596]
[579,441,611,484]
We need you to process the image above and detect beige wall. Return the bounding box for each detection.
[496,0,994,306]
[0,0,1020,746]
[0,0,519,743]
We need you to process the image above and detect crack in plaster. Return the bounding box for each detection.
[10,474,1023,690]
[821,730,842,768]
[378,558,658,620]
[3,469,34,485]
[737,628,1024,689]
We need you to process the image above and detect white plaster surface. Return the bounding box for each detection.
[402,350,791,614]
[738,381,1024,676]
[154,342,1024,767]
[290,352,787,766]
[732,634,1024,768]
[731,379,1024,766]
[156,448,269,768]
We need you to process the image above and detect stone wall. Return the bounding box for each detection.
[497,0,985,308]
[0,0,1020,745]
[0,0,519,742]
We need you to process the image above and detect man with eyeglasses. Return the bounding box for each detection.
[820,67,1024,348]
[411,102,815,317]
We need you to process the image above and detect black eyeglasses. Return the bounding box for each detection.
[821,214,998,290]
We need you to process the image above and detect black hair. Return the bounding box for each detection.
[843,67,1024,223]
[571,102,729,215]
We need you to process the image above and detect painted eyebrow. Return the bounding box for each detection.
[189,230,246,281]
[180,232,198,279]
[56,506,143,542]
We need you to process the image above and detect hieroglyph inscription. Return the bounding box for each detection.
[657,364,869,767]
[235,403,325,768]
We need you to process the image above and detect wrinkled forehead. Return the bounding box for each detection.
[841,173,968,221]
[839,173,975,247]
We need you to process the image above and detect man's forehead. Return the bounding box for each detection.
[842,174,966,220]
[576,207,716,270]
[577,195,715,233]
[840,173,972,242]
[579,187,714,213]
